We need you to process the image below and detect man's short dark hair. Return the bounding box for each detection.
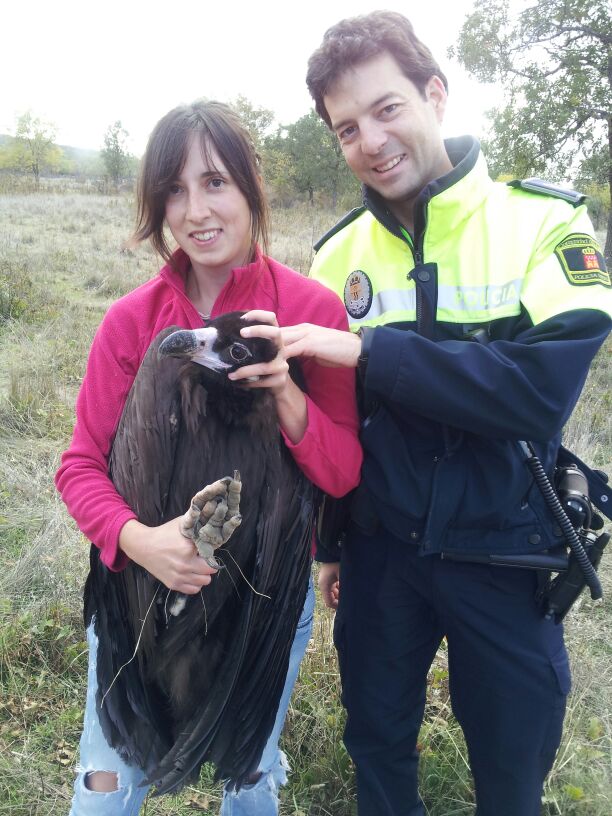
[306,10,448,128]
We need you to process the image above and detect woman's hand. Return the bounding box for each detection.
[229,310,307,444]
[226,310,289,395]
[281,323,361,368]
[119,517,218,594]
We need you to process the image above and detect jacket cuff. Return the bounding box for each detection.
[357,326,375,380]
[364,325,404,395]
[314,535,342,563]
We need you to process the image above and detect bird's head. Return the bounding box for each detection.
[158,311,277,378]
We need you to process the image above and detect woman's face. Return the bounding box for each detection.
[165,133,253,279]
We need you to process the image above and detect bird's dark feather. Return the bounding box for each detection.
[84,314,317,793]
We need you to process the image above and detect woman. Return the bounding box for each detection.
[55,100,362,815]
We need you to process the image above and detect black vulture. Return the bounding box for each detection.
[83,311,318,795]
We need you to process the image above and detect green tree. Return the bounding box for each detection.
[101,121,131,186]
[260,143,297,205]
[0,111,63,187]
[450,0,611,263]
[270,111,358,207]
[574,145,610,231]
[231,95,275,150]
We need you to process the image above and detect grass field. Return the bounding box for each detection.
[0,190,610,815]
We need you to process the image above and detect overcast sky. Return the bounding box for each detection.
[2,0,502,154]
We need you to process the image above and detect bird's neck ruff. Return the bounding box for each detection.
[178,362,276,431]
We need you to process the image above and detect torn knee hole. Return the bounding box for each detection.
[85,770,119,792]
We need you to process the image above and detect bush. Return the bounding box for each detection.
[0,257,32,322]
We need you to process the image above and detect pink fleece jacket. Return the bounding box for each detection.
[55,248,362,571]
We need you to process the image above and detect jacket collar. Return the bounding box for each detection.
[363,136,488,241]
[159,246,267,303]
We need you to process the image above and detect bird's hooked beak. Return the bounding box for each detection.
[159,330,197,357]
[158,328,232,372]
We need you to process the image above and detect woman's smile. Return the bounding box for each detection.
[190,228,222,244]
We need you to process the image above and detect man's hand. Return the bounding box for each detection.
[281,324,361,368]
[318,561,341,609]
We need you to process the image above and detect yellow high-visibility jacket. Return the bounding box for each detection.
[311,136,611,557]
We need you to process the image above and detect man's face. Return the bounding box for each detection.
[323,52,452,225]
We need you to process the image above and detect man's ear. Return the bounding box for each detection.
[426,75,448,123]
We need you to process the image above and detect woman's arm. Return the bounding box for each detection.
[227,316,309,444]
[55,311,142,571]
[229,304,363,498]
[55,308,217,586]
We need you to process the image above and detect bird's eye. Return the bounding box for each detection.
[229,343,252,363]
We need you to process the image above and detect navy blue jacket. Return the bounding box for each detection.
[312,138,611,558]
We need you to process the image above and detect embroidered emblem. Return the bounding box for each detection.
[554,234,610,288]
[344,270,373,319]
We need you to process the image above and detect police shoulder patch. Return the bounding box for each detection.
[344,270,373,319]
[554,234,610,288]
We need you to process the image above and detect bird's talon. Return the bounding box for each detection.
[204,555,225,570]
[196,540,225,569]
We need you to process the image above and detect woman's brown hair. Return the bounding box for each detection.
[133,100,269,265]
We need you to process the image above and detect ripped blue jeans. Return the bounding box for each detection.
[69,578,315,816]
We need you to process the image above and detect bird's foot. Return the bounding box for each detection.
[195,542,226,570]
[180,471,242,566]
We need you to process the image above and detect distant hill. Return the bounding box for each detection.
[56,143,104,175]
[0,134,102,172]
[57,143,100,163]
[0,134,99,158]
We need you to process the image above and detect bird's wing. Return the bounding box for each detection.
[212,474,316,783]
[85,325,319,792]
[84,326,187,773]
[146,448,316,794]
[109,326,186,525]
[84,550,172,773]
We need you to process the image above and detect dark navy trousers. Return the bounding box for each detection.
[334,527,570,816]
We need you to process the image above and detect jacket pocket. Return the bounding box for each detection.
[548,643,571,697]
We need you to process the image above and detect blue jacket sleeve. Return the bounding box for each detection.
[364,308,611,442]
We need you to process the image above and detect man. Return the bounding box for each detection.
[281,10,612,816]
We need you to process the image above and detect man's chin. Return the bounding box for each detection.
[369,175,418,202]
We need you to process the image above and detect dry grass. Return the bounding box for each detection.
[0,190,610,815]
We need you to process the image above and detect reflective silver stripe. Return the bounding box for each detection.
[440,279,523,312]
[353,278,523,323]
[351,287,416,322]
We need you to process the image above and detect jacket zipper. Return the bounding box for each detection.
[414,195,429,336]
[363,185,430,337]
[400,217,427,336]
